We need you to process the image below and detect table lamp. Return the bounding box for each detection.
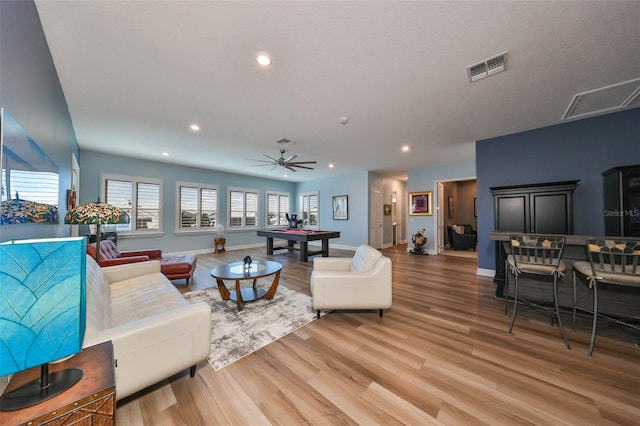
[64,200,130,264]
[0,237,87,411]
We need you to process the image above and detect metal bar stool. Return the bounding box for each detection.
[506,235,571,349]
[572,238,640,356]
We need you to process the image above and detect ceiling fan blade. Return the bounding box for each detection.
[262,153,279,162]
[290,164,315,170]
[284,154,297,162]
[288,161,317,165]
[285,165,297,172]
[247,158,276,164]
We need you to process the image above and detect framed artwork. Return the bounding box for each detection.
[474,197,478,217]
[384,204,392,216]
[448,196,454,219]
[332,195,348,220]
[409,191,432,216]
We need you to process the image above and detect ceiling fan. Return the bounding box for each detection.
[248,139,317,172]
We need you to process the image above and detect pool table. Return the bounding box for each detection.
[256,229,341,262]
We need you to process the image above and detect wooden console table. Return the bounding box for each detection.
[1,341,115,426]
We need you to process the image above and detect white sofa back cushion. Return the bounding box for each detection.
[349,244,382,272]
[85,254,111,335]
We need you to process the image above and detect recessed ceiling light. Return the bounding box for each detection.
[190,123,200,131]
[283,174,288,178]
[328,163,335,168]
[257,54,271,66]
[402,145,410,152]
[162,152,169,156]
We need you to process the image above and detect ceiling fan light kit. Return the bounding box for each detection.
[248,139,317,172]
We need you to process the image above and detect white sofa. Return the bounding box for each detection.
[84,255,211,400]
[310,245,392,318]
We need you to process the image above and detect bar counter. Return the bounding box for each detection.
[490,232,639,319]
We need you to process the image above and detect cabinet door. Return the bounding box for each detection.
[531,192,571,234]
[495,195,529,232]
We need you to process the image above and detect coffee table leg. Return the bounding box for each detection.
[265,270,281,299]
[216,279,230,300]
[235,279,244,311]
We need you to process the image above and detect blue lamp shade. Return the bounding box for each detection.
[0,237,87,411]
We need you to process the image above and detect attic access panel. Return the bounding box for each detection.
[562,78,640,120]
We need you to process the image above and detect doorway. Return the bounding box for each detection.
[435,178,477,258]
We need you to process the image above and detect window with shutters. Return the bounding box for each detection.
[228,187,259,229]
[266,191,289,227]
[177,182,218,232]
[300,191,319,229]
[102,174,162,235]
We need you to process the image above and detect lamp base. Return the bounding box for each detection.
[0,367,83,411]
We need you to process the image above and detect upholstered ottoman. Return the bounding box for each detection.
[160,255,197,285]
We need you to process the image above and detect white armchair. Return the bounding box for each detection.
[310,245,392,318]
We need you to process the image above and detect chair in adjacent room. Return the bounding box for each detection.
[505,235,571,349]
[310,244,392,319]
[447,225,477,251]
[572,238,640,356]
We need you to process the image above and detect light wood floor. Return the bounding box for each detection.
[116,244,639,425]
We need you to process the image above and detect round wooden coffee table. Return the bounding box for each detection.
[210,260,282,311]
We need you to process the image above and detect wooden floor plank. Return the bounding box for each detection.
[114,244,639,425]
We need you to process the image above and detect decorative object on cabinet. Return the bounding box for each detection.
[409,191,432,216]
[1,342,115,425]
[571,237,640,356]
[505,235,571,349]
[602,165,640,237]
[0,237,87,411]
[332,195,348,220]
[64,199,130,264]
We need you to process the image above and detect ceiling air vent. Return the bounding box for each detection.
[467,51,508,83]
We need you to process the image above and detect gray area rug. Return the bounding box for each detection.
[184,282,320,371]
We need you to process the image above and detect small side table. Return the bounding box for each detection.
[214,237,226,253]
[1,341,115,426]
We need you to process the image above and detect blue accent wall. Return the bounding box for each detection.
[0,0,79,242]
[476,108,640,271]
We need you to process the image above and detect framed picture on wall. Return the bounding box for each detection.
[448,196,454,219]
[409,191,432,216]
[332,195,348,220]
[384,204,392,216]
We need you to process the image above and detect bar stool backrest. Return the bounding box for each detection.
[509,235,566,274]
[586,238,640,285]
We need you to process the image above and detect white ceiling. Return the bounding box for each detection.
[34,1,640,182]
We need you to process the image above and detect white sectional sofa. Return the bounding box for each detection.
[83,255,211,400]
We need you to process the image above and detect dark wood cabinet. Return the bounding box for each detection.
[491,180,578,234]
[602,165,640,237]
[490,180,579,297]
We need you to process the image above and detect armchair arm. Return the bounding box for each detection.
[99,256,149,267]
[120,249,162,260]
[102,260,162,284]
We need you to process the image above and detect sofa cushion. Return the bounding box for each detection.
[109,272,190,327]
[85,255,112,335]
[349,244,382,273]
